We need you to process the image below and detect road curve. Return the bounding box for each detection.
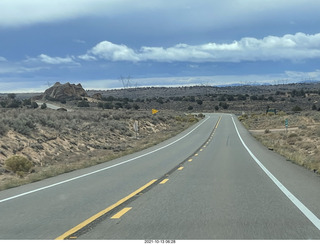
[0,113,319,239]
[78,114,320,240]
[0,114,218,239]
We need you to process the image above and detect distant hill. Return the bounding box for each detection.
[86,81,320,99]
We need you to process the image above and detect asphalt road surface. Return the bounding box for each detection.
[0,113,319,240]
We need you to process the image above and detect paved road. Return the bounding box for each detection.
[0,113,216,239]
[0,114,320,240]
[35,101,72,111]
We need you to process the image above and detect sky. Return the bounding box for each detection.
[1,0,320,92]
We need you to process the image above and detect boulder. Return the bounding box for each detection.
[43,82,87,101]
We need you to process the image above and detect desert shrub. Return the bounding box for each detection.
[277,111,287,116]
[250,95,258,100]
[219,102,229,109]
[5,156,33,173]
[158,116,167,122]
[0,122,8,136]
[292,105,302,112]
[41,103,47,109]
[7,99,22,108]
[77,100,90,107]
[237,94,246,101]
[288,133,298,138]
[7,93,16,99]
[31,101,39,108]
[23,98,32,106]
[188,116,198,123]
[313,126,320,137]
[196,99,203,105]
[11,119,35,135]
[267,112,275,116]
[132,104,140,110]
[114,102,123,109]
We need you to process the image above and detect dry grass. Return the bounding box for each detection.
[240,111,320,174]
[0,108,199,190]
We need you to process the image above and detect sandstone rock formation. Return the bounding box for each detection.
[43,82,87,101]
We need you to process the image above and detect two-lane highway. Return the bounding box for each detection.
[1,114,320,239]
[0,113,218,239]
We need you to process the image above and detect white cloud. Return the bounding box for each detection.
[90,41,139,62]
[0,56,7,62]
[81,32,320,63]
[0,61,48,74]
[1,0,320,29]
[0,0,169,27]
[38,54,76,65]
[25,54,79,65]
[78,54,97,61]
[285,69,320,81]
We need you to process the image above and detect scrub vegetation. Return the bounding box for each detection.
[2,81,320,189]
[239,111,320,174]
[0,106,200,190]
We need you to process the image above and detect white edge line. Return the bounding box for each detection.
[0,116,211,203]
[231,115,320,231]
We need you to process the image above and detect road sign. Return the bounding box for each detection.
[152,109,159,115]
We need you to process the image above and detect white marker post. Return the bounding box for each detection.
[133,120,139,139]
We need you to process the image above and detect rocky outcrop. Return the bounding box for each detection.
[43,82,87,101]
[92,93,102,100]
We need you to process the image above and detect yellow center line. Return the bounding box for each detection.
[111,207,132,219]
[55,179,157,240]
[178,166,184,170]
[215,116,222,129]
[159,178,169,184]
[188,158,193,162]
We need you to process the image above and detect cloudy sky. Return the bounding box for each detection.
[1,0,320,92]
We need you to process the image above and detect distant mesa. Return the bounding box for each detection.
[42,82,87,102]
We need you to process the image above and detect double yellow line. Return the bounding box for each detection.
[56,115,223,240]
[215,116,222,129]
[55,179,157,240]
